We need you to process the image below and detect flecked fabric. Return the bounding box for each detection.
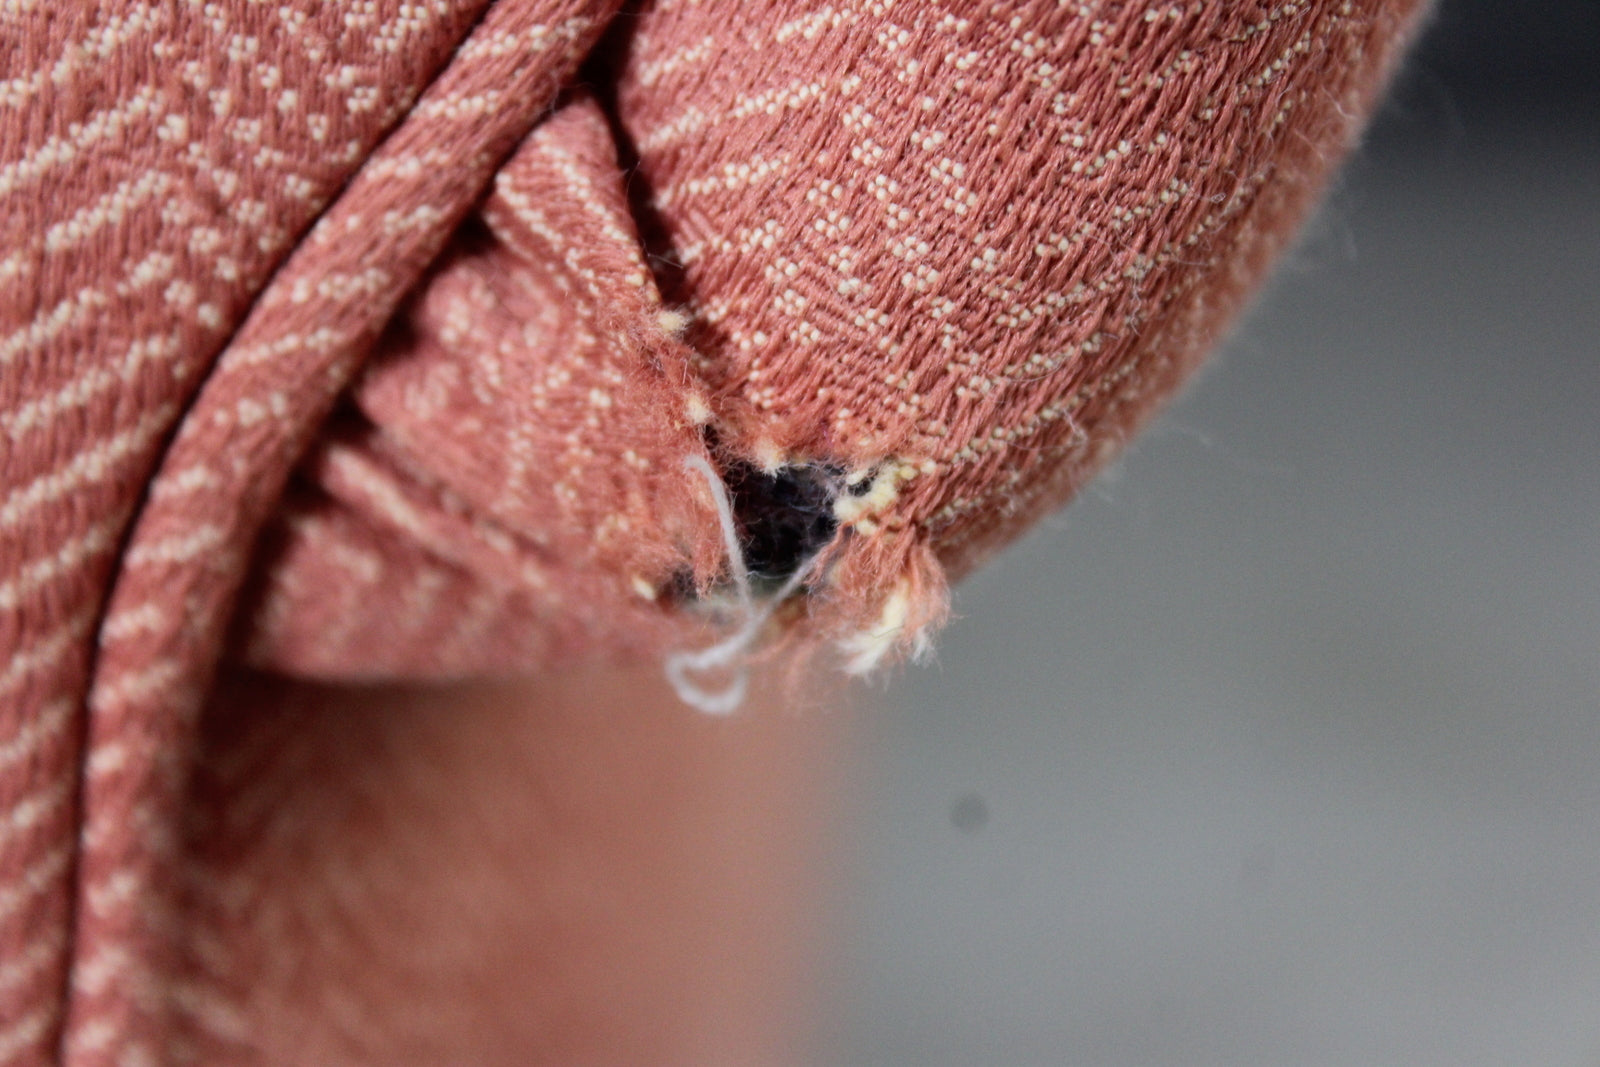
[1,1,1427,1062]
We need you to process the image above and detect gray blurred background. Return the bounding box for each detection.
[827,2,1600,1064]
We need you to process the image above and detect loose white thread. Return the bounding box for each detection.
[665,454,820,715]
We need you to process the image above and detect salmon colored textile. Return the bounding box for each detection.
[2,1,1426,1062]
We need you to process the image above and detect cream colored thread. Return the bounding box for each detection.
[666,454,818,715]
[838,577,925,675]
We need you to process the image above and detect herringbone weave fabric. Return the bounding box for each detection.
[2,1,1426,1061]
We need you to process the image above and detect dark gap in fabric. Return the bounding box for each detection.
[721,460,842,594]
[581,16,845,598]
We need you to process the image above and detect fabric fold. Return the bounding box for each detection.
[0,1,1431,1062]
[238,96,725,680]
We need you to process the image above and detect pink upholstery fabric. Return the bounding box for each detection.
[1,1,1427,1061]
